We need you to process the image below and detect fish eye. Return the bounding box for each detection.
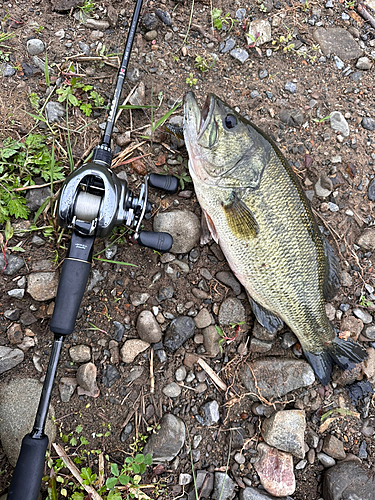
[224,114,237,130]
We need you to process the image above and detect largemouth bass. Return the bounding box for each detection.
[183,91,367,385]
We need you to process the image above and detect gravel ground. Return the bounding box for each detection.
[0,0,375,499]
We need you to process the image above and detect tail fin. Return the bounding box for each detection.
[304,337,368,386]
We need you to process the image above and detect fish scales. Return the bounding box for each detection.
[183,91,367,384]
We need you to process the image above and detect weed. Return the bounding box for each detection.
[0,134,64,223]
[360,295,372,308]
[186,73,197,87]
[259,3,267,12]
[34,25,44,34]
[56,77,104,117]
[271,33,295,52]
[77,0,95,15]
[0,31,14,46]
[215,321,245,353]
[44,54,50,87]
[211,8,237,31]
[194,55,216,73]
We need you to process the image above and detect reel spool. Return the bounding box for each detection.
[74,192,102,222]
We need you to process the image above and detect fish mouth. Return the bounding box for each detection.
[184,92,215,143]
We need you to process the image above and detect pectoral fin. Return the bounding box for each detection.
[247,293,284,334]
[322,238,341,301]
[222,191,259,240]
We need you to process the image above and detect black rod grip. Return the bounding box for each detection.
[7,434,48,500]
[149,174,178,194]
[138,231,173,252]
[49,258,91,335]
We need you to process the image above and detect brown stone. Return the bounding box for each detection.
[7,323,23,344]
[322,435,346,460]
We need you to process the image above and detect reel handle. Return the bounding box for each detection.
[7,434,48,500]
[149,173,179,194]
[138,231,173,252]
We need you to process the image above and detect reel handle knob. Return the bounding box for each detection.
[149,173,178,194]
[138,231,173,252]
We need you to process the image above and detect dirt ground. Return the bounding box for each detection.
[1,0,375,498]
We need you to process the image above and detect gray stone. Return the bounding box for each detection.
[330,111,350,137]
[255,443,295,497]
[69,345,91,363]
[194,308,212,329]
[85,18,110,30]
[26,39,45,56]
[216,271,242,295]
[312,27,363,60]
[102,364,121,388]
[203,400,220,425]
[323,460,375,500]
[163,382,181,398]
[25,185,50,212]
[136,310,162,343]
[129,81,146,106]
[164,316,195,352]
[142,12,158,30]
[120,422,133,442]
[0,346,24,375]
[364,325,375,341]
[361,117,375,131]
[76,362,100,397]
[280,331,298,349]
[317,452,336,467]
[250,337,273,353]
[116,131,131,147]
[212,472,236,500]
[334,55,345,70]
[0,378,55,466]
[279,109,304,127]
[4,309,20,321]
[120,339,149,363]
[218,297,246,326]
[7,289,25,299]
[58,377,77,402]
[220,38,236,53]
[315,173,332,198]
[130,292,150,306]
[356,57,372,70]
[353,308,373,324]
[153,210,200,254]
[240,486,289,499]
[179,473,193,485]
[46,101,65,123]
[188,471,214,500]
[0,63,15,77]
[240,358,315,400]
[51,0,83,10]
[262,410,306,459]
[259,68,269,79]
[230,48,249,64]
[357,229,375,251]
[203,325,221,357]
[175,366,187,382]
[78,41,90,55]
[143,413,185,463]
[27,271,59,301]
[113,321,125,342]
[285,82,297,93]
[0,254,25,275]
[247,19,272,45]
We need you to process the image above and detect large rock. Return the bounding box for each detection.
[312,27,363,60]
[0,346,24,374]
[240,487,290,499]
[143,413,185,463]
[323,460,375,500]
[164,316,196,352]
[0,379,56,466]
[357,229,375,251]
[212,472,236,500]
[27,271,59,301]
[262,410,306,459]
[254,443,295,497]
[153,211,200,254]
[239,358,315,401]
[121,339,150,363]
[136,310,162,343]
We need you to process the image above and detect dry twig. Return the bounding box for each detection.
[52,443,103,500]
[197,357,228,392]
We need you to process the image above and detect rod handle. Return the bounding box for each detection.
[149,174,179,194]
[7,434,48,500]
[50,258,91,335]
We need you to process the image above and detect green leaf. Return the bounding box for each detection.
[68,93,80,107]
[7,197,29,219]
[111,463,119,476]
[70,436,77,446]
[118,474,130,485]
[132,463,140,474]
[134,454,144,464]
[139,463,146,474]
[75,424,83,433]
[143,453,152,465]
[80,102,92,116]
[106,476,118,489]
[5,220,13,241]
[80,436,89,445]
[125,457,134,464]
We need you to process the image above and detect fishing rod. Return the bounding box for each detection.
[7,0,178,498]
